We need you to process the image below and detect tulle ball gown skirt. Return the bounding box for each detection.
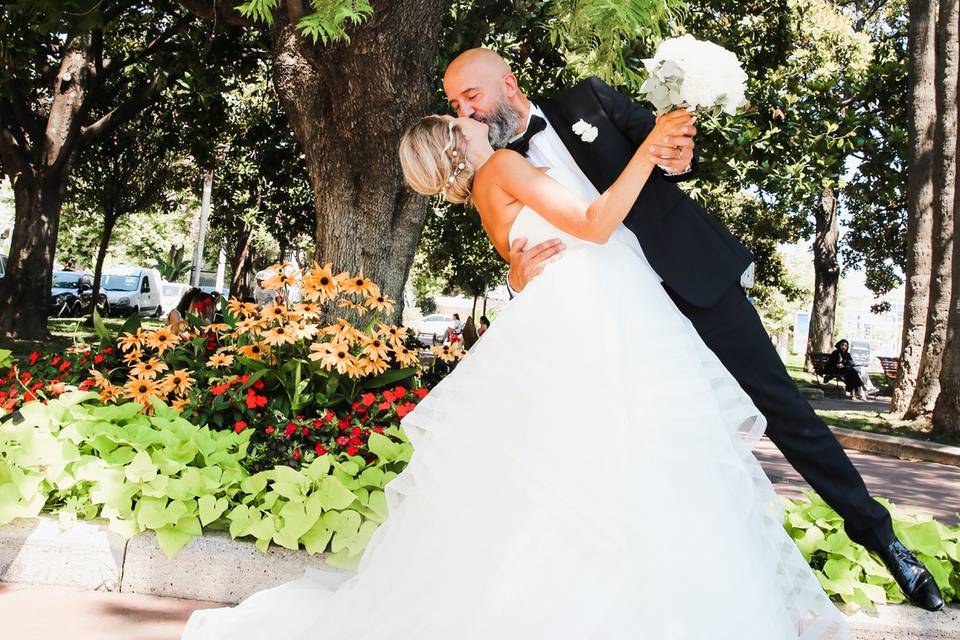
[183,231,849,640]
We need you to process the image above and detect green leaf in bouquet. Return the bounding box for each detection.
[135,496,188,530]
[91,308,112,344]
[198,495,230,527]
[240,472,268,496]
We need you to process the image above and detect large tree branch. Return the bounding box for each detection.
[0,121,34,187]
[76,74,164,149]
[3,88,44,150]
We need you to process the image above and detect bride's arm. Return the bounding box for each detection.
[488,110,693,244]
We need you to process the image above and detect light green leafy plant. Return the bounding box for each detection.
[784,491,959,605]
[0,393,410,565]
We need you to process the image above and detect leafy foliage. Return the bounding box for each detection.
[785,491,959,605]
[0,390,411,566]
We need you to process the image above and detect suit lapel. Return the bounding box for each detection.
[538,97,617,193]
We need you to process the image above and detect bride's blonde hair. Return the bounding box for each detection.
[398,116,474,205]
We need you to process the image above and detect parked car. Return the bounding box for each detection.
[160,281,192,317]
[49,271,109,317]
[411,313,454,346]
[101,267,163,317]
[0,253,6,278]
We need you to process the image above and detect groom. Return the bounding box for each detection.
[443,48,944,611]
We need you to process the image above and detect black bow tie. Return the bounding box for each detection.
[506,114,547,156]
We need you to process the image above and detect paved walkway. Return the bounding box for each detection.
[0,582,218,639]
[756,436,960,524]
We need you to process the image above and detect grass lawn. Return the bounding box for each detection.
[817,408,960,447]
[0,316,163,356]
[783,353,960,447]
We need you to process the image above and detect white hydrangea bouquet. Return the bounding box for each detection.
[640,34,749,116]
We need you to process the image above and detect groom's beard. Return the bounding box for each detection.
[480,97,522,149]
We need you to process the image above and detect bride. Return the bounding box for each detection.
[182,111,850,639]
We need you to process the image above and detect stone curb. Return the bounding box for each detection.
[829,425,960,467]
[0,515,348,604]
[0,516,958,637]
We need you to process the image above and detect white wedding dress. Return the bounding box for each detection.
[183,168,849,639]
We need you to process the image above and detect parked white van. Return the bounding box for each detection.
[101,267,163,317]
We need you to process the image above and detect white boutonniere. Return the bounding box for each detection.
[571,119,599,143]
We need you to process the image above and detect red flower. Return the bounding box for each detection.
[28,351,40,366]
[373,426,384,434]
[413,388,428,399]
[79,379,94,391]
[284,422,297,437]
[254,379,265,390]
[377,400,392,412]
[265,426,275,434]
[292,449,301,461]
[93,354,105,364]
[351,401,368,414]
[350,427,362,437]
[395,402,416,418]
[312,419,324,428]
[360,392,376,407]
[301,427,310,436]
[58,360,71,372]
[211,383,231,396]
[244,395,257,409]
[349,436,362,447]
[24,390,36,402]
[239,374,250,385]
[255,394,267,408]
[50,356,61,366]
[234,420,248,433]
[392,385,407,398]
[314,443,327,455]
[20,372,32,382]
[103,347,113,354]
[338,418,351,431]
[346,445,360,456]
[336,435,349,447]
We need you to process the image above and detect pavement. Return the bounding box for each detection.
[0,582,218,640]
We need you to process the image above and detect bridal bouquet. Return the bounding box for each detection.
[640,34,748,116]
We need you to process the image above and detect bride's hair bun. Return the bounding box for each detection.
[399,115,474,205]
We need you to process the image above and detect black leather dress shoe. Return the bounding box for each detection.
[876,540,944,611]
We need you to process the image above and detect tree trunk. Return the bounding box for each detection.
[892,0,939,416]
[89,211,118,324]
[229,222,253,300]
[268,0,447,322]
[0,36,89,339]
[908,0,959,418]
[471,295,478,319]
[805,187,840,362]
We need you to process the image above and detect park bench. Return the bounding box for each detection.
[878,356,899,385]
[807,351,843,390]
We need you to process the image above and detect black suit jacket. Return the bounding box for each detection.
[536,77,753,308]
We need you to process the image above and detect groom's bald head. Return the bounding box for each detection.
[444,48,529,146]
